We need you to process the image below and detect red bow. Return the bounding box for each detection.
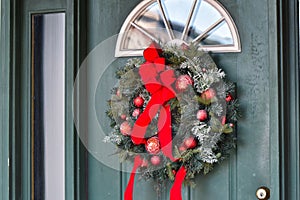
[125,43,186,200]
[130,43,176,161]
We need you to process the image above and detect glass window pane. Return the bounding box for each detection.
[201,22,233,45]
[162,0,194,36]
[188,1,222,41]
[134,2,170,44]
[32,12,65,200]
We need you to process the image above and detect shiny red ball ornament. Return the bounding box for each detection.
[221,116,226,125]
[201,88,215,100]
[226,94,233,102]
[133,96,144,107]
[181,43,189,50]
[141,159,148,167]
[120,121,132,136]
[197,110,208,121]
[120,114,127,120]
[172,170,177,175]
[145,137,160,154]
[150,155,161,166]
[116,89,121,97]
[175,75,193,92]
[132,108,140,117]
[184,137,197,149]
[229,123,234,128]
[179,145,186,152]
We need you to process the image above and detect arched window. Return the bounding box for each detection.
[115,0,241,57]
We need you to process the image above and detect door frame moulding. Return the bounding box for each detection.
[278,0,300,199]
[1,0,80,200]
[0,0,12,199]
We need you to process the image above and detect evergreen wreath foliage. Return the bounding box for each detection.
[104,44,240,191]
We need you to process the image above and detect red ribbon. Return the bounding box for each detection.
[170,166,187,200]
[124,43,186,200]
[130,42,176,161]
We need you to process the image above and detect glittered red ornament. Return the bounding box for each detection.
[133,96,144,107]
[197,110,208,121]
[175,75,193,92]
[201,88,215,100]
[120,121,132,136]
[145,137,160,154]
[150,155,161,166]
[184,137,197,149]
[226,94,233,102]
[132,109,140,117]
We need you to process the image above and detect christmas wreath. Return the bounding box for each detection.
[105,42,240,200]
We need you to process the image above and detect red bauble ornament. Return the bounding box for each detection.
[229,123,234,128]
[172,170,177,175]
[184,137,197,149]
[141,159,148,167]
[145,137,160,154]
[175,75,193,92]
[116,89,121,97]
[181,43,189,50]
[132,109,140,117]
[179,145,186,152]
[221,116,226,125]
[133,96,144,107]
[120,121,132,136]
[201,88,215,100]
[197,110,208,121]
[226,94,233,102]
[120,114,127,120]
[150,155,161,166]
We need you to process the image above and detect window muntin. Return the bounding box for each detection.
[115,0,241,57]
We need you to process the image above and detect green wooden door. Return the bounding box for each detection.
[3,0,299,200]
[78,0,280,200]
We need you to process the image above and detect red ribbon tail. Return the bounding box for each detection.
[124,156,143,200]
[131,93,163,144]
[170,166,186,200]
[158,105,176,161]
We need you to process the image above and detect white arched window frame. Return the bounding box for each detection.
[115,0,241,57]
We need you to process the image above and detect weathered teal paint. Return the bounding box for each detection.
[0,0,10,199]
[81,0,281,199]
[2,0,299,199]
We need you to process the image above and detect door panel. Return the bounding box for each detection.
[11,0,76,199]
[80,0,279,200]
[79,1,142,199]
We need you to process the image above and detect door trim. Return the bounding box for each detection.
[0,0,11,199]
[0,0,79,199]
[278,0,300,199]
